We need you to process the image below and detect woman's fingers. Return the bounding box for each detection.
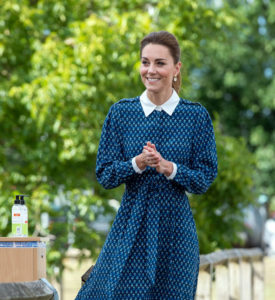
[142,143,162,167]
[151,144,157,151]
[143,153,160,164]
[146,141,157,151]
[141,143,164,172]
[143,149,155,157]
[146,156,159,162]
[144,145,157,154]
[147,153,159,160]
[147,156,160,165]
[143,146,154,152]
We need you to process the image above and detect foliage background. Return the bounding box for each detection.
[0,0,274,283]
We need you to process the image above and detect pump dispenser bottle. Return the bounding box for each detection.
[12,195,22,236]
[20,195,28,237]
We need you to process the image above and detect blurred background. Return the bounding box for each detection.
[0,0,274,299]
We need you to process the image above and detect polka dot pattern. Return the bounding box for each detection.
[75,97,218,299]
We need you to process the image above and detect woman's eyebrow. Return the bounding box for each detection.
[141,57,167,61]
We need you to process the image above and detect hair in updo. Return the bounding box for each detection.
[140,31,181,94]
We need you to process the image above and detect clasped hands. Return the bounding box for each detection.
[136,141,173,177]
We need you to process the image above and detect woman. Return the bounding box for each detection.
[76,31,218,299]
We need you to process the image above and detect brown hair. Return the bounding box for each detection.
[140,31,181,93]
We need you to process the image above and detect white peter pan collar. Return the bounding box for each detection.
[140,89,180,117]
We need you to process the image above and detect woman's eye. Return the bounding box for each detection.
[141,61,165,66]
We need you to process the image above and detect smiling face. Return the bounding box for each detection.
[140,43,181,100]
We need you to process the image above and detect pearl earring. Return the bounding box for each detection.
[173,76,177,82]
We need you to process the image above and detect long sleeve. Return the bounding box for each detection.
[172,106,218,194]
[96,104,136,189]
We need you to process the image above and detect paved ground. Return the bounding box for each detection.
[51,255,275,300]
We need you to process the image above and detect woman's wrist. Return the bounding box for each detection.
[136,154,146,171]
[163,160,173,177]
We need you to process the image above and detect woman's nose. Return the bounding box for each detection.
[148,64,156,73]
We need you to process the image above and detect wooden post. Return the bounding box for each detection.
[252,258,264,300]
[215,262,229,300]
[195,248,264,300]
[240,258,252,300]
[229,260,240,300]
[196,265,212,300]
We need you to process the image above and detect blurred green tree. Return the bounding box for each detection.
[191,0,275,204]
[191,116,256,253]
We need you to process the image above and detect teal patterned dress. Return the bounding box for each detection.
[75,96,218,299]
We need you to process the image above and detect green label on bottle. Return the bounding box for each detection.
[22,222,28,236]
[12,224,22,236]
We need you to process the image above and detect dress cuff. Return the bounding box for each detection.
[132,157,146,174]
[165,162,177,180]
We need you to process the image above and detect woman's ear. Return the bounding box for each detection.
[175,61,182,76]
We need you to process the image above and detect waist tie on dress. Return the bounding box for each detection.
[106,180,167,298]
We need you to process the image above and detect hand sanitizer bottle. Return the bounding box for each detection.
[12,195,22,237]
[20,195,29,237]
